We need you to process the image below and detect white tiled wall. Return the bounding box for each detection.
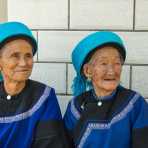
[132,66,148,98]
[118,32,148,64]
[3,0,148,114]
[135,0,148,30]
[7,0,68,29]
[70,0,133,29]
[38,31,106,62]
[30,63,66,94]
[57,95,71,116]
[37,31,148,64]
[120,65,130,88]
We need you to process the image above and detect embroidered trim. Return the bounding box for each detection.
[71,98,81,120]
[78,93,140,148]
[0,86,51,123]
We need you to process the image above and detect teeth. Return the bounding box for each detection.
[105,79,114,80]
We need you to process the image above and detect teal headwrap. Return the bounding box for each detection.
[71,31,126,96]
[0,21,37,55]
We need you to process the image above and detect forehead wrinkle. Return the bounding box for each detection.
[89,54,121,65]
[0,39,32,56]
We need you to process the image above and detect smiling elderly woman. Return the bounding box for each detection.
[64,31,148,148]
[0,22,69,148]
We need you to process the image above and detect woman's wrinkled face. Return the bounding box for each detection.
[0,39,33,83]
[83,46,122,96]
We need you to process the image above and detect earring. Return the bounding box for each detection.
[86,75,92,91]
[87,76,91,83]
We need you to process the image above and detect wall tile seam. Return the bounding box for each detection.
[68,0,70,30]
[31,29,148,32]
[133,0,136,31]
[33,62,148,66]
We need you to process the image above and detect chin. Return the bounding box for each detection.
[13,75,30,82]
[14,78,28,83]
[103,83,118,91]
[105,86,118,92]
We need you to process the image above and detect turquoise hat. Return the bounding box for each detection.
[71,31,126,96]
[0,21,37,55]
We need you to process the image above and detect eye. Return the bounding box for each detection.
[10,53,20,58]
[25,53,33,58]
[115,61,121,65]
[100,62,107,65]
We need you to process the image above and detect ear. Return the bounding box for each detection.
[83,63,92,78]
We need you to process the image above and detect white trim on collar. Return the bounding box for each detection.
[0,86,51,123]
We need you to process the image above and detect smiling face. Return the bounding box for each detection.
[83,46,123,96]
[0,39,33,84]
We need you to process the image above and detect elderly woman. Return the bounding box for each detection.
[64,31,148,148]
[0,22,69,148]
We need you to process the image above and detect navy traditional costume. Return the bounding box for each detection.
[64,31,148,148]
[64,85,148,148]
[0,79,69,148]
[0,22,70,148]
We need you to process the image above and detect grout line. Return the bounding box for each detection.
[34,61,148,66]
[36,31,39,61]
[31,29,148,32]
[133,0,136,31]
[68,0,70,30]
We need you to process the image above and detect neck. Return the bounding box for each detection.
[93,87,114,97]
[4,80,26,96]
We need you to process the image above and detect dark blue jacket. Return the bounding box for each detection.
[64,85,148,148]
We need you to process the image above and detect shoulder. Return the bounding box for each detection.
[65,91,91,121]
[28,79,56,96]
[28,80,62,119]
[116,85,143,102]
[118,85,148,112]
[25,79,58,111]
[28,79,48,90]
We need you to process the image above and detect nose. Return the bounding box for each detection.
[107,64,115,75]
[19,57,27,66]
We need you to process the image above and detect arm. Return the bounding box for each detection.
[132,98,148,148]
[64,98,79,147]
[32,88,70,148]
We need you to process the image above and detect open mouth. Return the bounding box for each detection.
[104,78,116,81]
[103,79,117,82]
[16,69,30,72]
